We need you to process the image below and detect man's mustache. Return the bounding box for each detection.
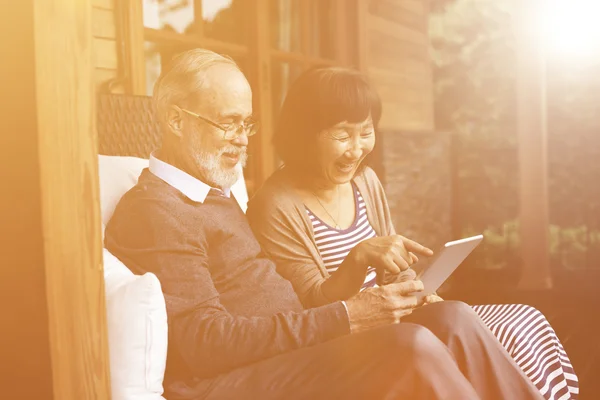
[220,147,247,156]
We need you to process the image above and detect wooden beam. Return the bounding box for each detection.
[250,0,276,187]
[271,48,338,66]
[356,0,368,72]
[367,14,428,46]
[121,0,146,95]
[94,37,119,69]
[515,0,553,290]
[92,7,117,39]
[92,0,114,10]
[0,1,112,398]
[300,0,311,68]
[335,0,350,64]
[144,27,249,56]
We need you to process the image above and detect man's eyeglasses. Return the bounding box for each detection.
[179,107,259,140]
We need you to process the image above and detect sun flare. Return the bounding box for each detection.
[538,0,600,58]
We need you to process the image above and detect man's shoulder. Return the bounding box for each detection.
[120,171,181,207]
[109,171,188,231]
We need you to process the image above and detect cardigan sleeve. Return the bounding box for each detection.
[247,189,335,309]
[361,167,396,236]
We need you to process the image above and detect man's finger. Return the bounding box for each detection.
[388,279,424,295]
[398,236,433,256]
[419,294,444,307]
[426,294,444,303]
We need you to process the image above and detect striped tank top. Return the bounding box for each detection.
[306,183,378,289]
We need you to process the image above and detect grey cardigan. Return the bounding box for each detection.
[247,166,396,308]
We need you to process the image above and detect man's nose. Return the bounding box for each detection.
[232,132,249,147]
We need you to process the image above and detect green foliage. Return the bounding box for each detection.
[471,221,600,271]
[430,0,520,234]
[430,0,600,272]
[430,0,517,142]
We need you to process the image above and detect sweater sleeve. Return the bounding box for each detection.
[105,197,349,378]
[247,190,335,309]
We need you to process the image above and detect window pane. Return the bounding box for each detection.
[143,0,196,35]
[143,0,248,44]
[270,0,302,53]
[308,0,336,59]
[202,0,248,44]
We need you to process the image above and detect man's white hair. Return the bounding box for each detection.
[152,48,240,125]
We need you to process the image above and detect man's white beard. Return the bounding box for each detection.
[195,146,247,189]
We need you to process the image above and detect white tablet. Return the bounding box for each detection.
[414,235,484,300]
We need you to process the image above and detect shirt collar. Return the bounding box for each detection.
[148,153,230,203]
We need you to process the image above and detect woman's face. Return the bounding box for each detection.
[316,117,376,186]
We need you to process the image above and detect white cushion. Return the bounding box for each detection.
[98,155,249,227]
[99,155,149,227]
[104,248,168,400]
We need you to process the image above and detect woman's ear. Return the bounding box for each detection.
[166,106,184,138]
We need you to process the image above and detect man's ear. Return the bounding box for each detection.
[166,106,184,138]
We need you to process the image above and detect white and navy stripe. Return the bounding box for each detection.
[472,304,578,400]
[307,184,579,400]
[306,183,378,288]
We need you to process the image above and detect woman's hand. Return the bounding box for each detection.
[348,235,433,284]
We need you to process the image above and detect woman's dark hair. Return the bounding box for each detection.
[273,66,382,176]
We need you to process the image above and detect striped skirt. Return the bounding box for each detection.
[472,304,579,400]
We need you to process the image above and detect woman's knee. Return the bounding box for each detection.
[406,300,484,337]
[424,300,477,322]
[378,323,449,362]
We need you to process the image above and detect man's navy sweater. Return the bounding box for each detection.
[105,170,349,389]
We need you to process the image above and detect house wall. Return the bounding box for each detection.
[366,0,434,131]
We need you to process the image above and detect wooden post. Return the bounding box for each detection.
[356,0,369,73]
[121,0,147,95]
[335,0,350,64]
[516,0,553,290]
[0,1,112,398]
[250,0,276,187]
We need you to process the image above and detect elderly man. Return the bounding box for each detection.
[105,49,543,400]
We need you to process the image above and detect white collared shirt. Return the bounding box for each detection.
[148,153,231,203]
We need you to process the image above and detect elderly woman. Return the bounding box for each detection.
[247,66,578,400]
